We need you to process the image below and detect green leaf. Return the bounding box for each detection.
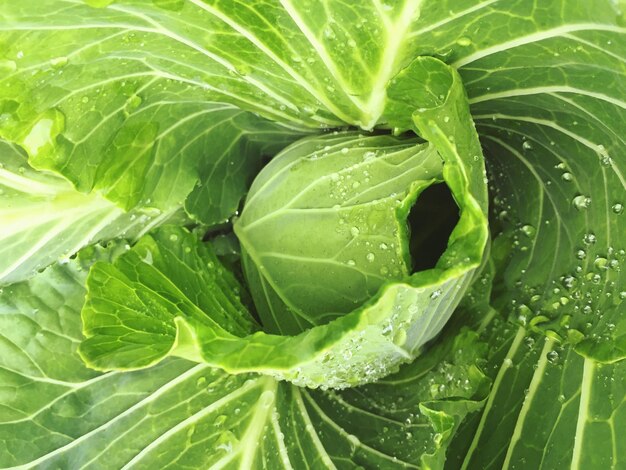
[448,320,626,470]
[408,3,625,466]
[0,0,435,130]
[79,225,258,370]
[1,245,489,469]
[78,225,470,389]
[0,7,305,223]
[0,139,181,284]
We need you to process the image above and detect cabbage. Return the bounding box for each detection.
[0,1,623,468]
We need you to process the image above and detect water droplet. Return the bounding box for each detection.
[430,289,442,299]
[583,233,597,245]
[561,172,573,182]
[124,94,143,114]
[563,275,577,289]
[363,150,376,160]
[568,329,585,344]
[576,249,586,259]
[214,415,227,426]
[546,350,559,364]
[520,224,536,237]
[340,147,349,154]
[366,252,375,262]
[393,329,407,346]
[600,153,613,166]
[346,259,356,266]
[456,37,472,46]
[516,303,532,324]
[169,234,178,242]
[350,226,360,237]
[259,390,275,408]
[522,141,533,150]
[589,273,602,284]
[21,109,65,158]
[50,57,68,68]
[612,203,624,214]
[0,59,17,72]
[594,257,608,270]
[572,195,591,210]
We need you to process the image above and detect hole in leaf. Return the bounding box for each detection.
[408,183,460,271]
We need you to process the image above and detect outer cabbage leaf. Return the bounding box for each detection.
[440,0,626,464]
[0,0,430,131]
[0,139,182,284]
[3,0,617,132]
[0,244,489,469]
[0,7,305,224]
[78,225,468,389]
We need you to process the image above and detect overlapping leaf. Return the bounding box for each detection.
[0,244,489,469]
[0,139,185,284]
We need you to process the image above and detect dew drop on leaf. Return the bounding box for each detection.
[546,350,559,364]
[572,195,591,210]
[50,57,68,68]
[583,233,597,245]
[0,59,17,72]
[594,257,608,270]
